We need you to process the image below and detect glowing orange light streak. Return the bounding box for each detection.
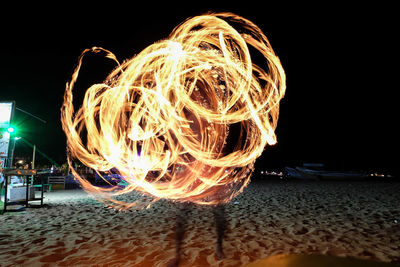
[61,12,286,210]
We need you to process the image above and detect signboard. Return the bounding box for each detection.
[0,101,15,161]
[0,102,14,128]
[0,132,10,157]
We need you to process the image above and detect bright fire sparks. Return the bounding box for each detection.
[61,12,286,210]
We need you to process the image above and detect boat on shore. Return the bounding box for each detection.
[284,166,367,181]
[283,163,379,181]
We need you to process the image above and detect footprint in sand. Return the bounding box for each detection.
[32,237,47,244]
[294,226,309,235]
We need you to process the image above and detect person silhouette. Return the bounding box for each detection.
[167,202,227,267]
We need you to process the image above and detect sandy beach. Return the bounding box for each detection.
[1,179,399,266]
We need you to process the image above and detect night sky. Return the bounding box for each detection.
[0,3,396,173]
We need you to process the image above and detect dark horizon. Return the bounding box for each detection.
[0,4,396,173]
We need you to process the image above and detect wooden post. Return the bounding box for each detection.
[31,145,36,186]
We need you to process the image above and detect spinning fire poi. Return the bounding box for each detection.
[61,12,286,210]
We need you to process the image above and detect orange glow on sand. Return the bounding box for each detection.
[61,12,286,210]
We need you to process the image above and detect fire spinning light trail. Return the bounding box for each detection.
[61,12,286,210]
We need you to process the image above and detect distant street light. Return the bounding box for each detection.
[7,126,15,133]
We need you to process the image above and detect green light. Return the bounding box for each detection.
[7,127,15,133]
